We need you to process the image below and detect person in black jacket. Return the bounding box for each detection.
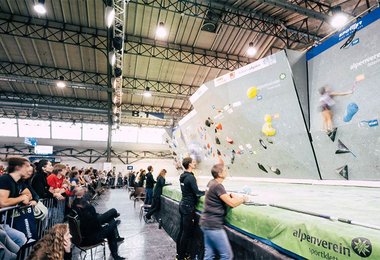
[144,166,156,205]
[31,160,53,199]
[136,169,146,187]
[72,190,125,260]
[177,157,205,260]
[144,169,168,221]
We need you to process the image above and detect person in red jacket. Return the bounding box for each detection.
[46,164,67,200]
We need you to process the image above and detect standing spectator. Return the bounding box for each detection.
[177,157,205,260]
[200,164,248,260]
[0,165,5,176]
[145,169,168,221]
[27,223,72,260]
[128,171,136,188]
[31,160,53,199]
[144,166,155,205]
[136,169,146,188]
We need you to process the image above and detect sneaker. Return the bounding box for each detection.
[116,237,125,243]
[113,255,126,260]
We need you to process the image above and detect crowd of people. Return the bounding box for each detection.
[0,155,247,260]
[0,157,129,259]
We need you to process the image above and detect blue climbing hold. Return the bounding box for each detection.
[343,103,359,122]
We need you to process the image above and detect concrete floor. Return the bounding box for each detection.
[73,188,177,259]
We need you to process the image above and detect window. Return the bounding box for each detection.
[137,128,165,144]
[18,119,51,138]
[52,121,82,140]
[82,123,108,141]
[0,118,17,137]
[113,126,138,143]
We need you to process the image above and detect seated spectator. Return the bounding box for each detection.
[0,157,36,247]
[72,187,125,260]
[0,225,20,260]
[46,164,67,199]
[31,160,53,199]
[27,223,72,260]
[69,171,80,186]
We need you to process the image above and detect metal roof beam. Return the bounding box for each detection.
[256,0,330,21]
[0,13,249,70]
[0,61,196,99]
[0,91,190,117]
[131,0,321,45]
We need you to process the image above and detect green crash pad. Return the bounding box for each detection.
[163,184,379,260]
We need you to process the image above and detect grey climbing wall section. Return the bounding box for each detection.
[307,8,380,180]
[174,51,320,179]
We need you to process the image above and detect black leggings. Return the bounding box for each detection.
[145,197,160,219]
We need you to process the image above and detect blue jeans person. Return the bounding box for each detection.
[144,188,153,205]
[201,227,233,260]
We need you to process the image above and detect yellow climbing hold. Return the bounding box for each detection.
[247,87,258,99]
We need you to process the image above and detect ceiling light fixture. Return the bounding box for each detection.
[156,22,167,39]
[144,87,152,97]
[246,42,257,57]
[33,0,46,15]
[56,76,66,88]
[330,7,348,29]
[109,51,116,66]
[105,6,115,28]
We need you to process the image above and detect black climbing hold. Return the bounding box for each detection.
[336,165,348,180]
[258,163,268,173]
[259,139,267,149]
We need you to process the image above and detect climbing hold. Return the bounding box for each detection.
[336,165,348,180]
[247,87,258,99]
[336,139,356,157]
[226,137,234,144]
[327,128,337,142]
[343,103,359,122]
[259,139,267,149]
[262,114,276,136]
[257,163,268,173]
[216,123,223,130]
[215,137,221,145]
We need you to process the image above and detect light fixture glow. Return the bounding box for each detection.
[246,42,257,57]
[109,51,116,66]
[330,13,348,29]
[57,81,66,88]
[156,22,167,39]
[105,6,115,28]
[144,87,152,97]
[34,0,46,14]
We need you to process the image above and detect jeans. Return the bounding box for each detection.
[2,224,27,247]
[177,203,196,260]
[0,226,20,254]
[201,227,233,260]
[97,208,119,225]
[144,188,153,205]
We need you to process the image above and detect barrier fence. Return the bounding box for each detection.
[0,198,66,259]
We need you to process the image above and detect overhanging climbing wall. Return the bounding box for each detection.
[307,8,380,180]
[174,51,320,179]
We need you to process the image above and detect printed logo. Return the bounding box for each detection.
[351,237,372,257]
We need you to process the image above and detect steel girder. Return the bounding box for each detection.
[131,0,321,46]
[0,91,190,117]
[0,61,195,99]
[0,146,173,164]
[0,108,175,127]
[0,13,248,70]
[256,0,330,21]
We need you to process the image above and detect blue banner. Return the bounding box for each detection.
[307,7,380,60]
